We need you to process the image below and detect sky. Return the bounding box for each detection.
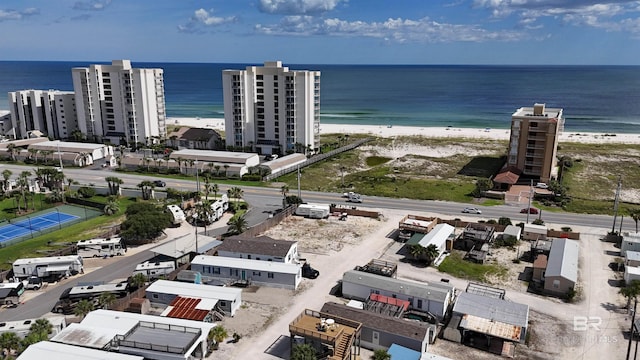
[0,0,639,65]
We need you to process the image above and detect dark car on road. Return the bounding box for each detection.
[520,207,539,214]
[153,180,166,187]
[302,262,319,279]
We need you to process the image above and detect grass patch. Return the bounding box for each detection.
[438,251,507,283]
[366,156,392,167]
[0,193,56,221]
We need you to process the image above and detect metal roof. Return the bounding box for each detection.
[217,235,296,257]
[150,233,222,258]
[13,255,82,266]
[164,297,210,321]
[627,251,640,262]
[80,309,215,335]
[460,314,523,342]
[416,223,454,248]
[17,341,144,360]
[453,292,529,328]
[192,255,301,275]
[342,270,454,303]
[545,238,579,283]
[145,280,242,301]
[169,149,258,164]
[51,323,120,349]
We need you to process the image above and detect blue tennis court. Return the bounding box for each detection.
[0,212,78,243]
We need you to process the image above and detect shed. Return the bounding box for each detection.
[622,232,640,257]
[503,225,521,241]
[523,223,547,241]
[626,251,640,268]
[544,238,579,295]
[532,255,548,283]
[405,223,454,255]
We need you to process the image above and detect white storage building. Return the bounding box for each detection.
[145,280,242,317]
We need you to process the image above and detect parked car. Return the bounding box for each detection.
[535,183,549,189]
[462,207,482,214]
[153,180,166,187]
[520,207,539,214]
[22,276,43,290]
[301,262,319,279]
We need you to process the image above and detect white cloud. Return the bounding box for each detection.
[473,0,640,34]
[178,8,237,33]
[258,0,346,15]
[0,8,39,21]
[255,16,525,42]
[72,0,112,11]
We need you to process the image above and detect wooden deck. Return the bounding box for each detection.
[289,309,361,360]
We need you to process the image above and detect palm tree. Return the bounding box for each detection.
[27,148,38,163]
[281,184,289,209]
[371,349,391,360]
[194,200,214,233]
[409,244,427,261]
[208,326,228,350]
[203,182,213,200]
[631,208,640,233]
[130,273,148,290]
[6,143,18,161]
[424,244,440,264]
[98,292,117,310]
[211,183,219,200]
[0,331,22,356]
[105,176,123,196]
[143,157,152,172]
[223,164,230,178]
[18,171,31,212]
[229,187,243,206]
[620,280,640,311]
[291,343,317,360]
[227,214,248,235]
[74,299,95,319]
[137,180,155,200]
[1,169,12,192]
[28,318,52,340]
[103,199,120,215]
[214,165,221,176]
[176,157,185,174]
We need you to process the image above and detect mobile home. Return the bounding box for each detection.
[12,255,84,280]
[166,205,186,225]
[76,237,125,258]
[132,261,176,279]
[145,279,242,317]
[295,203,330,219]
[0,282,25,305]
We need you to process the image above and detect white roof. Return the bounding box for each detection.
[192,255,301,275]
[17,341,144,360]
[503,225,522,238]
[624,232,640,244]
[418,223,454,248]
[170,149,258,164]
[29,140,107,151]
[150,233,221,258]
[81,309,215,336]
[545,238,579,283]
[627,251,640,262]
[77,237,121,245]
[135,261,174,270]
[51,323,121,349]
[523,223,547,233]
[627,266,640,276]
[145,280,242,301]
[14,255,81,266]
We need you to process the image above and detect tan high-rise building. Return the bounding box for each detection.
[507,103,564,183]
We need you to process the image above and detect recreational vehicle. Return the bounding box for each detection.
[76,237,125,258]
[167,204,186,225]
[295,203,330,219]
[0,282,25,305]
[0,316,66,339]
[132,261,176,279]
[12,255,84,280]
[53,282,129,314]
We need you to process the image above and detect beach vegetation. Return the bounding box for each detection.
[365,156,392,166]
[438,251,507,282]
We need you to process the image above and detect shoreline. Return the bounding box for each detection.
[169,117,640,144]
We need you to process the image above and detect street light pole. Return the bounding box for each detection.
[297,166,301,199]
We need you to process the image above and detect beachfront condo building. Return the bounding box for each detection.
[222,61,320,155]
[72,59,166,146]
[7,89,78,140]
[507,103,564,183]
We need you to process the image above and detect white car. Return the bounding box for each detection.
[536,183,549,189]
[462,207,482,214]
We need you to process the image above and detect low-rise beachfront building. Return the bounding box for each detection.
[544,238,579,296]
[149,233,222,267]
[523,223,547,241]
[8,89,78,140]
[51,309,216,360]
[168,149,260,177]
[222,61,320,156]
[26,140,114,166]
[341,270,455,320]
[165,127,223,150]
[404,223,454,259]
[507,103,564,183]
[145,279,242,317]
[190,255,302,290]
[215,235,299,263]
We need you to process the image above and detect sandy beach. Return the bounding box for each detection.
[168,117,640,144]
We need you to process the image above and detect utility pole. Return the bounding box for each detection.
[297,166,301,199]
[628,298,637,360]
[526,179,533,224]
[613,176,623,234]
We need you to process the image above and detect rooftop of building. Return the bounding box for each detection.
[216,235,297,257]
[342,270,454,302]
[145,280,242,301]
[192,255,301,275]
[545,238,579,282]
[18,341,144,360]
[150,233,221,258]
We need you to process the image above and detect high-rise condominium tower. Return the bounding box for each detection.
[222,61,320,155]
[72,60,166,145]
[8,89,78,139]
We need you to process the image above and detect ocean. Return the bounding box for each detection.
[0,61,639,133]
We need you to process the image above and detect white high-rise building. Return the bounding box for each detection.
[8,89,78,139]
[72,60,166,145]
[222,61,320,155]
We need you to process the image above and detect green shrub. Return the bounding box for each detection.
[77,187,96,198]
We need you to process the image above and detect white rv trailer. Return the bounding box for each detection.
[192,194,229,223]
[12,255,84,280]
[295,203,330,219]
[76,237,125,258]
[166,205,186,225]
[132,261,176,279]
[53,282,129,314]
[0,316,66,339]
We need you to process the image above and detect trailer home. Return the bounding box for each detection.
[0,282,25,305]
[295,203,330,219]
[132,261,176,279]
[76,237,125,258]
[166,205,186,225]
[12,255,84,280]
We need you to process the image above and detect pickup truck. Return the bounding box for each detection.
[342,191,363,203]
[22,276,43,290]
[301,262,320,279]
